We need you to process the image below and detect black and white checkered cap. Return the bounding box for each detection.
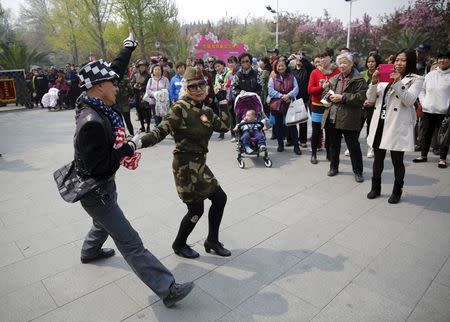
[78,59,119,90]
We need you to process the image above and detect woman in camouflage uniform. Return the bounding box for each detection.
[132,66,231,259]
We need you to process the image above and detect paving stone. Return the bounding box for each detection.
[122,287,230,322]
[435,258,450,287]
[312,282,411,322]
[332,212,407,257]
[221,283,319,322]
[0,241,24,268]
[274,247,362,308]
[16,219,91,257]
[407,282,450,322]
[33,283,140,322]
[43,256,131,306]
[0,243,80,297]
[353,241,444,308]
[0,282,56,322]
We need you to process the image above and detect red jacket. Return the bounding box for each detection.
[307,67,339,105]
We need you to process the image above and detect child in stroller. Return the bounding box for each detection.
[234,92,272,168]
[235,110,266,154]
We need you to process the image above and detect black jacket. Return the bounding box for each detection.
[74,47,135,180]
[291,58,314,102]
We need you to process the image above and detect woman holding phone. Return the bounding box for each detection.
[366,49,424,204]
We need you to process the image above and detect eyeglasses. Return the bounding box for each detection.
[187,81,207,91]
[241,60,251,64]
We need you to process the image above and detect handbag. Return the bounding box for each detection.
[269,98,282,112]
[438,116,450,147]
[285,99,309,126]
[53,161,111,203]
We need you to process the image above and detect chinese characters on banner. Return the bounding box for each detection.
[0,79,17,103]
[192,32,248,61]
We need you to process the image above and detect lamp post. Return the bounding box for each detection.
[265,0,279,49]
[345,0,357,49]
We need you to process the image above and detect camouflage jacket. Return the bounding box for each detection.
[141,96,231,154]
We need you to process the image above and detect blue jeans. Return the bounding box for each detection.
[80,180,174,299]
[241,130,266,149]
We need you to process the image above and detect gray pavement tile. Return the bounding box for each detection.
[114,273,159,309]
[218,214,287,256]
[0,281,56,322]
[122,287,230,322]
[161,254,221,282]
[259,214,348,260]
[332,212,407,257]
[312,282,411,322]
[353,241,445,308]
[315,241,375,270]
[258,192,324,226]
[407,282,450,322]
[33,283,140,322]
[0,241,24,268]
[0,244,80,298]
[15,219,91,257]
[0,216,57,244]
[42,256,131,306]
[435,258,450,287]
[218,284,319,322]
[396,226,450,257]
[274,247,362,308]
[364,201,424,224]
[408,211,450,237]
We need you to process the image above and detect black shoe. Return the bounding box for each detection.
[354,173,364,183]
[294,146,302,155]
[172,244,199,259]
[204,240,231,257]
[367,177,381,199]
[388,181,403,204]
[81,248,115,264]
[277,145,284,152]
[300,143,308,148]
[163,282,195,308]
[285,141,293,147]
[310,155,318,164]
[327,168,338,177]
[412,156,427,163]
[218,133,224,139]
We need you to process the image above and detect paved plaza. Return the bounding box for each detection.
[0,107,449,322]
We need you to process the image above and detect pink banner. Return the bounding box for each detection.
[192,32,248,62]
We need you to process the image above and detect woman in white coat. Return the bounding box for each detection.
[366,49,424,204]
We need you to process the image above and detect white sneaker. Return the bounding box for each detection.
[230,137,236,143]
[345,149,350,156]
[245,147,253,154]
[367,147,374,158]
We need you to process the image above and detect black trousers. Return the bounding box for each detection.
[372,148,405,184]
[173,187,227,247]
[360,108,374,137]
[327,122,363,174]
[121,112,134,136]
[274,113,299,148]
[420,112,449,160]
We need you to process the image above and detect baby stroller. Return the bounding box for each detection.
[234,92,272,169]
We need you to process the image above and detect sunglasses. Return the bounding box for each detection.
[208,60,214,63]
[187,81,207,91]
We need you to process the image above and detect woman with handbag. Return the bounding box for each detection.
[413,50,450,168]
[144,64,170,126]
[268,59,300,154]
[366,49,424,203]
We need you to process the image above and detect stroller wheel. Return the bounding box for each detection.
[238,159,245,169]
[264,159,272,168]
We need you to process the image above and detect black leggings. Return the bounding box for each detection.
[173,187,227,246]
[121,112,134,136]
[372,148,405,184]
[311,122,329,156]
[420,112,449,160]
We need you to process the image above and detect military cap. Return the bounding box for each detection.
[183,66,205,82]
